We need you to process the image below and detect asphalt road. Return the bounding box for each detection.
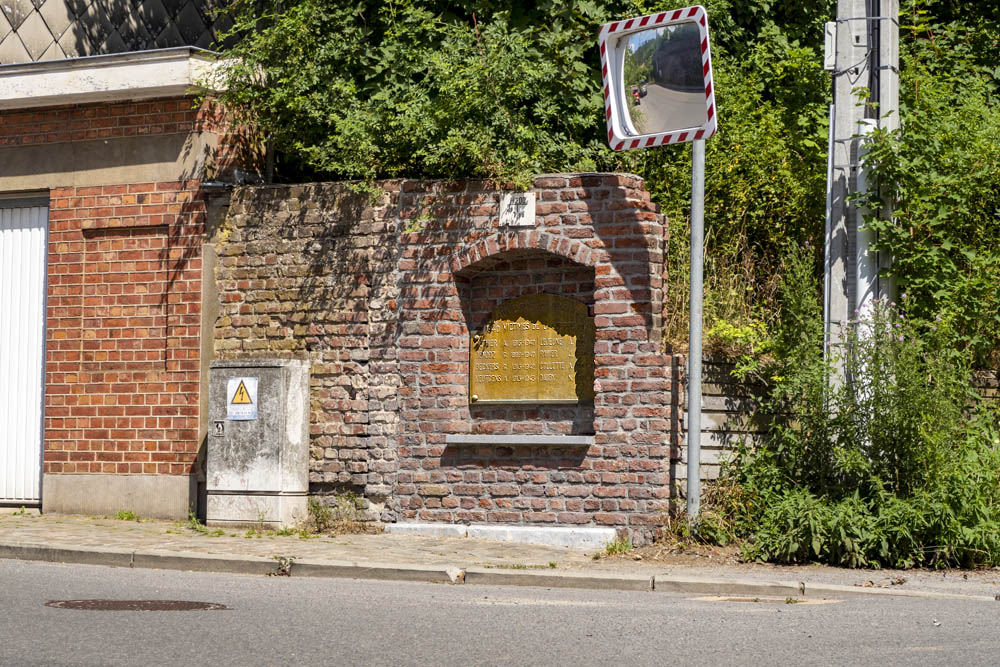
[628,83,707,135]
[1,559,998,667]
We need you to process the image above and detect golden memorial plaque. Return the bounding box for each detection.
[469,294,595,404]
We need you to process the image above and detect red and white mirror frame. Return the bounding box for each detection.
[599,5,718,150]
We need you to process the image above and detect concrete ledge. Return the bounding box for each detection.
[802,582,996,601]
[385,523,615,549]
[42,474,193,520]
[445,434,595,446]
[465,568,652,591]
[0,48,223,110]
[0,543,133,568]
[1,540,995,599]
[384,524,468,539]
[653,575,804,597]
[292,559,459,584]
[467,525,614,549]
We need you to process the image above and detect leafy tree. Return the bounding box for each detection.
[859,1,1000,364]
[213,0,651,185]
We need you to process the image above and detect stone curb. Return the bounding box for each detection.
[801,582,996,601]
[0,541,994,601]
[464,567,653,591]
[133,550,277,576]
[292,559,460,584]
[0,543,134,568]
[652,575,803,597]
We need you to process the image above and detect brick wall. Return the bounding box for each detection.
[19,96,246,480]
[44,181,206,475]
[214,174,680,542]
[0,97,251,180]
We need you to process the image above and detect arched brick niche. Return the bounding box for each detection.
[456,248,596,436]
[394,175,676,539]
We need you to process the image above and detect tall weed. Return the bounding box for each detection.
[717,245,1000,568]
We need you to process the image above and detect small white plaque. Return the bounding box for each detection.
[226,376,259,420]
[499,191,536,228]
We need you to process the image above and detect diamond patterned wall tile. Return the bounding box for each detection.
[151,20,181,48]
[98,25,124,51]
[80,1,112,46]
[38,38,65,58]
[192,25,211,48]
[2,0,35,31]
[57,22,92,57]
[3,0,225,63]
[0,31,30,63]
[161,0,185,18]
[102,0,130,28]
[16,10,54,59]
[136,0,167,35]
[0,11,12,42]
[116,11,150,49]
[66,0,89,19]
[38,0,74,41]
[174,1,203,44]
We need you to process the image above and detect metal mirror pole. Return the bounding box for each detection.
[686,138,705,522]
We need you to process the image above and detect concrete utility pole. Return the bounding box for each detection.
[825,0,899,355]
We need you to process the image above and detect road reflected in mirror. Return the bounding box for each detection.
[621,22,707,136]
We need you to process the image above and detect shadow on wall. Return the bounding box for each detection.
[211,184,384,505]
[52,0,232,61]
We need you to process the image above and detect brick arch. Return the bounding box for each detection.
[450,230,597,275]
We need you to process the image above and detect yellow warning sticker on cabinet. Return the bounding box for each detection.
[226,377,258,420]
[231,380,253,404]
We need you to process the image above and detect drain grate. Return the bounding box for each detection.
[46,600,229,611]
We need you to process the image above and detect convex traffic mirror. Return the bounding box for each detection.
[599,6,717,149]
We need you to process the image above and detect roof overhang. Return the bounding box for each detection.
[0,47,226,111]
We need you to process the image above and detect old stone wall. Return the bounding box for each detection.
[213,174,679,540]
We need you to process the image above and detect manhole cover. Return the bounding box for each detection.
[46,600,229,611]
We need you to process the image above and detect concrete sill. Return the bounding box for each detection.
[444,434,595,446]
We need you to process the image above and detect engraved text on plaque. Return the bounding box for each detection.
[469,294,595,404]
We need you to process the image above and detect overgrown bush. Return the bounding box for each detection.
[712,245,1000,568]
[858,7,1000,366]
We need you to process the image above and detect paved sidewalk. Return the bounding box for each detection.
[1,512,998,600]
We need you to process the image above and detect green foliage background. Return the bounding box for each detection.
[213,0,998,357]
[214,0,833,341]
[710,248,1000,569]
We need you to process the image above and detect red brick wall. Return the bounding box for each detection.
[458,252,596,435]
[0,98,227,146]
[394,175,674,538]
[44,181,206,475]
[9,96,244,478]
[0,97,253,181]
[215,174,678,542]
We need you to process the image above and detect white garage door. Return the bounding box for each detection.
[0,197,48,504]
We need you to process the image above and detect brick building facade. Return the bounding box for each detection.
[0,4,684,542]
[0,48,250,516]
